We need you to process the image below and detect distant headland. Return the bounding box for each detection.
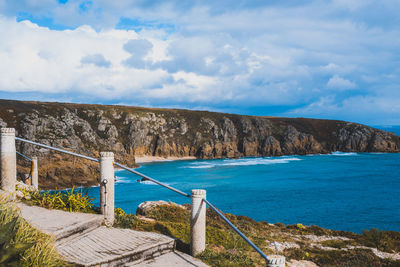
[0,99,398,189]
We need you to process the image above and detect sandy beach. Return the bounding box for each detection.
[134,155,197,163]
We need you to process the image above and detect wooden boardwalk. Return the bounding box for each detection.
[18,203,208,266]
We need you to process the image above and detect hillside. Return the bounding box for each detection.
[0,99,399,189]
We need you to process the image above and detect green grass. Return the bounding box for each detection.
[114,204,267,266]
[113,204,400,267]
[21,187,98,213]
[0,195,64,266]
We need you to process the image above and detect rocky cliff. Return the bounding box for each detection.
[0,99,399,189]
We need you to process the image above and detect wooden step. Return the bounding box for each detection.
[17,203,103,240]
[127,251,209,267]
[57,227,175,266]
[17,202,208,266]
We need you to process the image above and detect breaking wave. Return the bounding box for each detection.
[184,157,301,169]
[115,176,133,184]
[331,151,358,156]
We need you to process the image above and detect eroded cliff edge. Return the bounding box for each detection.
[0,99,399,189]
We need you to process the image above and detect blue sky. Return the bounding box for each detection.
[0,0,399,125]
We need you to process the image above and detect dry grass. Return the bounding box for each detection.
[114,204,400,267]
[0,195,64,266]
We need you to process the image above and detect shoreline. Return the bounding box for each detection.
[132,151,392,164]
[134,155,197,163]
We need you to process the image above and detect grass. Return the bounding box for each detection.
[114,204,400,267]
[20,187,98,213]
[358,228,400,253]
[114,204,269,266]
[0,195,64,266]
[15,188,400,266]
[4,98,399,191]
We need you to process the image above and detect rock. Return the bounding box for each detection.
[15,181,36,193]
[266,241,300,252]
[136,201,186,216]
[287,259,319,267]
[262,136,282,156]
[0,99,398,189]
[302,235,350,242]
[282,126,323,155]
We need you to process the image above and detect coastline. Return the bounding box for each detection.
[134,155,197,163]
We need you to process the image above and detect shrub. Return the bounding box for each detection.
[22,187,97,213]
[359,228,400,253]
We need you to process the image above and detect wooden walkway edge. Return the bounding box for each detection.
[17,203,208,266]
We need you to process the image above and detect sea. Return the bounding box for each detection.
[86,125,400,233]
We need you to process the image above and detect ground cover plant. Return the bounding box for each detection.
[0,195,63,266]
[20,187,98,213]
[114,203,400,267]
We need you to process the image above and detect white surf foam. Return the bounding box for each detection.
[139,180,171,186]
[115,176,133,184]
[331,151,358,156]
[184,157,301,169]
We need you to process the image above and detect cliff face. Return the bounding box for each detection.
[0,99,399,189]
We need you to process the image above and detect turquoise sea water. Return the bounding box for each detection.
[87,151,400,233]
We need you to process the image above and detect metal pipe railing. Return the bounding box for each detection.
[203,198,269,262]
[15,135,270,263]
[114,162,190,198]
[16,151,32,161]
[15,137,190,198]
[15,137,99,163]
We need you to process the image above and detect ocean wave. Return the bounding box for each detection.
[115,176,132,184]
[115,180,132,184]
[184,157,301,169]
[331,151,358,156]
[139,180,168,185]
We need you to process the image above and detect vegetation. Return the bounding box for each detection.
[13,186,400,266]
[358,228,400,253]
[20,187,98,213]
[4,98,399,190]
[0,196,63,266]
[114,204,400,267]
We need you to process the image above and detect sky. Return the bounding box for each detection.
[0,0,399,126]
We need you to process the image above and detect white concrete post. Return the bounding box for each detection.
[31,156,38,190]
[1,128,16,196]
[100,152,114,226]
[190,189,206,256]
[266,255,285,267]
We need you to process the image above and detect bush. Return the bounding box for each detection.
[22,187,97,213]
[359,228,400,253]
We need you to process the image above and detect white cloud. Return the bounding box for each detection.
[327,75,357,90]
[81,53,111,68]
[0,0,400,124]
[0,16,169,97]
[285,95,400,125]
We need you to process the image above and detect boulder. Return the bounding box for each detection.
[136,200,186,216]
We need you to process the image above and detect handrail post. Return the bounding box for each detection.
[100,152,115,226]
[190,189,206,256]
[1,128,17,198]
[31,156,38,190]
[266,255,285,267]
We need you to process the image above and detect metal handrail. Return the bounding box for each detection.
[114,162,190,198]
[203,198,269,261]
[15,137,190,198]
[15,136,268,262]
[16,151,32,161]
[15,137,99,163]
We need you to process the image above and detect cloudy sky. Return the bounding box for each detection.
[0,0,399,125]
